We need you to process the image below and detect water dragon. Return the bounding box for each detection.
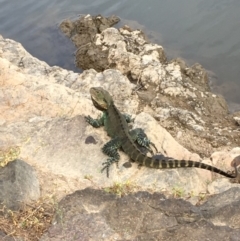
[85,87,238,179]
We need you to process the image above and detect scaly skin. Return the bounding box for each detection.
[86,87,238,179]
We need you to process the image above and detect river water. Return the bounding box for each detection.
[1,0,240,110]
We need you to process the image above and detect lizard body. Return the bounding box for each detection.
[86,87,237,178]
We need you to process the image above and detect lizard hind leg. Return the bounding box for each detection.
[101,137,122,177]
[130,128,158,155]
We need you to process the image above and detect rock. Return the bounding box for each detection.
[0,230,25,241]
[231,155,240,167]
[234,116,240,125]
[60,14,120,48]
[0,33,238,198]
[211,148,240,166]
[200,187,240,229]
[76,42,110,71]
[64,15,121,71]
[0,231,19,241]
[155,105,205,132]
[1,14,240,241]
[207,178,239,195]
[59,15,240,156]
[0,159,40,211]
[40,187,240,241]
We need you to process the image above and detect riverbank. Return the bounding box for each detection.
[1,15,240,240]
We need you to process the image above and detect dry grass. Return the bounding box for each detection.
[0,195,56,241]
[0,146,56,240]
[104,180,138,197]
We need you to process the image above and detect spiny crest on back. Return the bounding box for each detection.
[90,87,113,111]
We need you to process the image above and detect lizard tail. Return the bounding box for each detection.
[144,158,237,179]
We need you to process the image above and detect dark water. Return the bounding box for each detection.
[1,0,240,110]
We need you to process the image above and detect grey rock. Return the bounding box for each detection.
[60,14,120,71]
[200,187,240,228]
[0,159,40,211]
[0,231,26,241]
[234,116,240,125]
[40,187,240,241]
[0,231,14,241]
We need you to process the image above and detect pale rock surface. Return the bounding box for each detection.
[207,178,239,195]
[0,34,238,199]
[59,15,240,157]
[234,116,240,125]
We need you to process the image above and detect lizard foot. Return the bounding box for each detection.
[101,158,119,177]
[130,128,158,155]
[85,115,104,128]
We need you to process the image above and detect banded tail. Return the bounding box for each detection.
[121,139,237,178]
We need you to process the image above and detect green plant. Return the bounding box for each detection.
[0,146,21,167]
[172,186,185,198]
[104,180,136,197]
[84,175,94,181]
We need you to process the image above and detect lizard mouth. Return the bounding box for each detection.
[91,97,107,111]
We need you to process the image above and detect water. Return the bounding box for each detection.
[1,0,240,110]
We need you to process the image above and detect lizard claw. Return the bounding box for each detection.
[101,160,111,178]
[101,159,119,177]
[85,115,92,123]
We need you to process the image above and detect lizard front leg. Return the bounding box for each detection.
[85,112,107,128]
[101,137,122,177]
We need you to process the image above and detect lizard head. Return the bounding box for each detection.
[89,87,113,111]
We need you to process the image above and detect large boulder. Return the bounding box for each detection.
[40,187,240,241]
[0,159,40,211]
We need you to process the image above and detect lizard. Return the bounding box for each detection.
[85,87,238,179]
